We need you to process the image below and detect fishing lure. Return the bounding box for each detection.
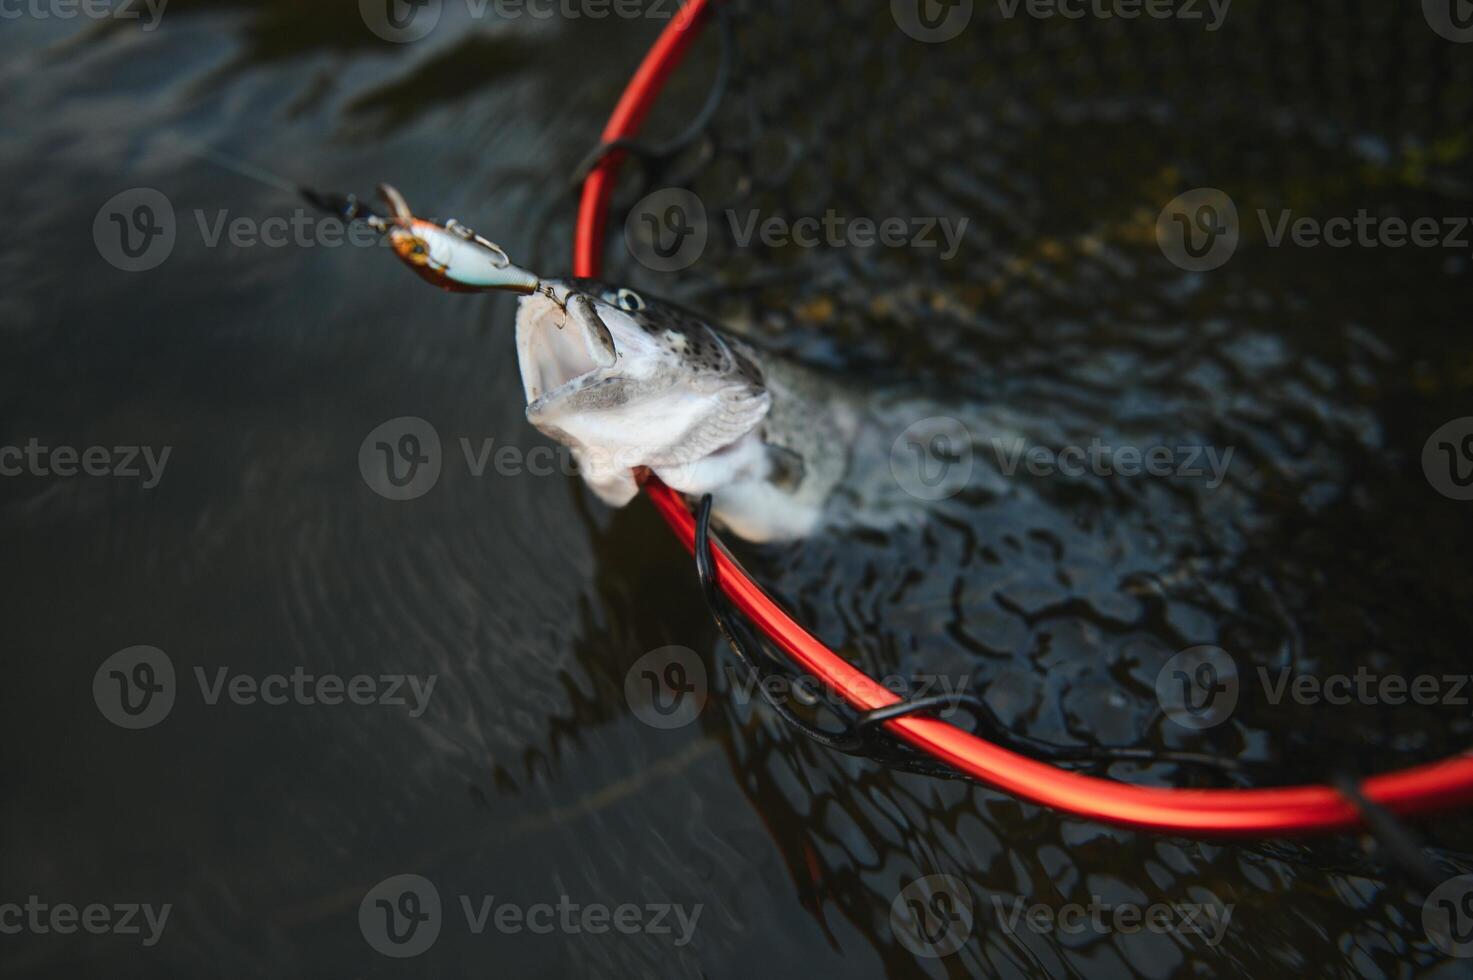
[303,184,540,294]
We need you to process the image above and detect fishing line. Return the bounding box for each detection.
[159,131,302,196]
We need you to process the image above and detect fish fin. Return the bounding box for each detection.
[766,443,807,493]
[573,447,640,507]
[649,383,772,467]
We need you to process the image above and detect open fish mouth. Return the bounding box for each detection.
[517,288,619,410]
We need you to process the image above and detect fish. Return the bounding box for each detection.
[511,277,860,541]
[306,185,861,541]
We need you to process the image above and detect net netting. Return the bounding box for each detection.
[553,1,1473,973]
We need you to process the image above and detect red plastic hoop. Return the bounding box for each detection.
[572,0,1473,835]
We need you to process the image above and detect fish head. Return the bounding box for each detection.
[516,280,772,490]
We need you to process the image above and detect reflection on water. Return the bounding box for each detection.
[3,1,1473,977]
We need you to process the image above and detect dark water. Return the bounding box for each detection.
[4,1,1473,978]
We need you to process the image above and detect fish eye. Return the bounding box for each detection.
[615,288,645,312]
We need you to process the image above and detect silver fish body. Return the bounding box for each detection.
[514,279,858,542]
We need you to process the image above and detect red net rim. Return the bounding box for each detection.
[571,0,1473,836]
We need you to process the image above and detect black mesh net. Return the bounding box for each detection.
[564,0,1473,974]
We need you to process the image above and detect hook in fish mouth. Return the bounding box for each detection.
[301,183,541,294]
